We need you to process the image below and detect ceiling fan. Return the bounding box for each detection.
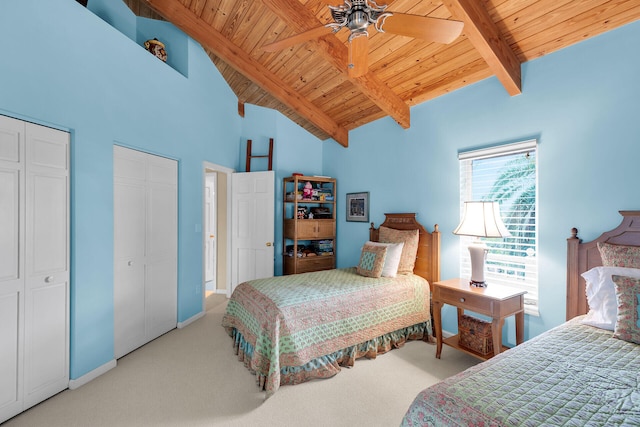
[262,0,464,78]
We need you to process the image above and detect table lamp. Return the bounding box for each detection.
[453,201,511,287]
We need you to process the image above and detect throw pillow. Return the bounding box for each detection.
[598,242,640,268]
[362,241,404,277]
[378,226,419,275]
[356,243,388,278]
[581,266,640,330]
[611,275,640,344]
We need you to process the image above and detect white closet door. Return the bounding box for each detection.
[114,146,177,359]
[114,148,147,358]
[0,116,25,421]
[23,122,70,409]
[145,154,177,340]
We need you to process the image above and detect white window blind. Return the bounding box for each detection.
[459,140,539,315]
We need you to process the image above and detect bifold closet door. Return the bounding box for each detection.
[0,115,69,422]
[114,146,177,359]
[0,116,25,422]
[23,122,70,409]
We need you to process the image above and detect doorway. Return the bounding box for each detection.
[204,172,216,294]
[202,162,233,311]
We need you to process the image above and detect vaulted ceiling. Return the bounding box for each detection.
[126,0,640,147]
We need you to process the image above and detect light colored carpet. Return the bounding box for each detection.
[4,294,478,427]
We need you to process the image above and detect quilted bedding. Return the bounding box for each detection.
[222,267,433,395]
[401,316,640,426]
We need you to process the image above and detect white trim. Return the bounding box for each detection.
[177,311,205,328]
[458,139,539,310]
[202,161,235,308]
[68,359,117,390]
[459,139,537,161]
[442,329,455,339]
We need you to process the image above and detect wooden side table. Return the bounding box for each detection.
[432,278,526,360]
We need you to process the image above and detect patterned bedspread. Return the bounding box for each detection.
[222,267,432,395]
[401,317,640,426]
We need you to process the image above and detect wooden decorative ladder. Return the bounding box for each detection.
[246,138,273,172]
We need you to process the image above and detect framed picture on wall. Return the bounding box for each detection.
[346,192,369,222]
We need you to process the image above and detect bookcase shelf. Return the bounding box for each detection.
[283,175,336,275]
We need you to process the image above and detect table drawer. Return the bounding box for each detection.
[436,287,492,315]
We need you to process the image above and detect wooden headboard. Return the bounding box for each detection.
[567,210,640,320]
[369,213,441,285]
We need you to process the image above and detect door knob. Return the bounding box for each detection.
[266,242,272,247]
[128,261,133,266]
[44,276,54,283]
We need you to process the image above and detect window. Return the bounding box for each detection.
[459,140,538,315]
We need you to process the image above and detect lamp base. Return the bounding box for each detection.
[469,280,487,288]
[468,240,488,286]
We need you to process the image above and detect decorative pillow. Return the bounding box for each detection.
[611,275,640,344]
[362,241,404,277]
[378,226,419,275]
[356,243,388,278]
[581,266,640,330]
[598,242,640,268]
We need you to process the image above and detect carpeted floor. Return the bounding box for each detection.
[3,294,478,427]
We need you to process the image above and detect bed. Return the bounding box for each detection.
[401,211,640,426]
[221,213,441,396]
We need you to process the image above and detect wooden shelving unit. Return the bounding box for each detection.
[283,175,336,275]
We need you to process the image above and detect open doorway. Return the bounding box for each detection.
[204,172,217,296]
[202,161,233,311]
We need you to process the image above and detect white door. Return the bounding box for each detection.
[0,116,69,422]
[145,155,178,340]
[114,148,147,358]
[205,173,216,284]
[114,146,177,359]
[23,122,70,408]
[231,171,275,293]
[0,115,25,421]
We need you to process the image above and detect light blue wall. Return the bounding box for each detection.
[0,0,242,379]
[324,20,640,343]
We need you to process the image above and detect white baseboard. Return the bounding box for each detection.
[442,329,455,338]
[215,288,226,294]
[178,311,205,329]
[68,359,117,390]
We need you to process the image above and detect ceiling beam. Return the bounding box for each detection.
[142,0,349,147]
[260,0,411,129]
[443,0,522,96]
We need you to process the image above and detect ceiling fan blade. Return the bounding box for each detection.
[262,26,333,52]
[347,35,369,78]
[381,13,464,44]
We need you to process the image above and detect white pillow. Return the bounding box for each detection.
[362,241,404,277]
[581,266,640,330]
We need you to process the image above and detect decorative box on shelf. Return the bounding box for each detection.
[458,314,493,355]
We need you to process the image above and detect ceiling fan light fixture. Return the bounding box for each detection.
[327,0,392,39]
[348,29,368,42]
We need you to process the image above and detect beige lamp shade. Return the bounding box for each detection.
[453,201,510,286]
[453,201,511,238]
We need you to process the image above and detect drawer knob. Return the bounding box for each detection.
[459,297,465,303]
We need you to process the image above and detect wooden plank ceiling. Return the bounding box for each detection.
[129,0,640,147]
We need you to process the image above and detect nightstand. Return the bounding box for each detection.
[432,278,526,361]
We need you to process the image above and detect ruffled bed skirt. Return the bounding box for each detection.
[230,321,434,394]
